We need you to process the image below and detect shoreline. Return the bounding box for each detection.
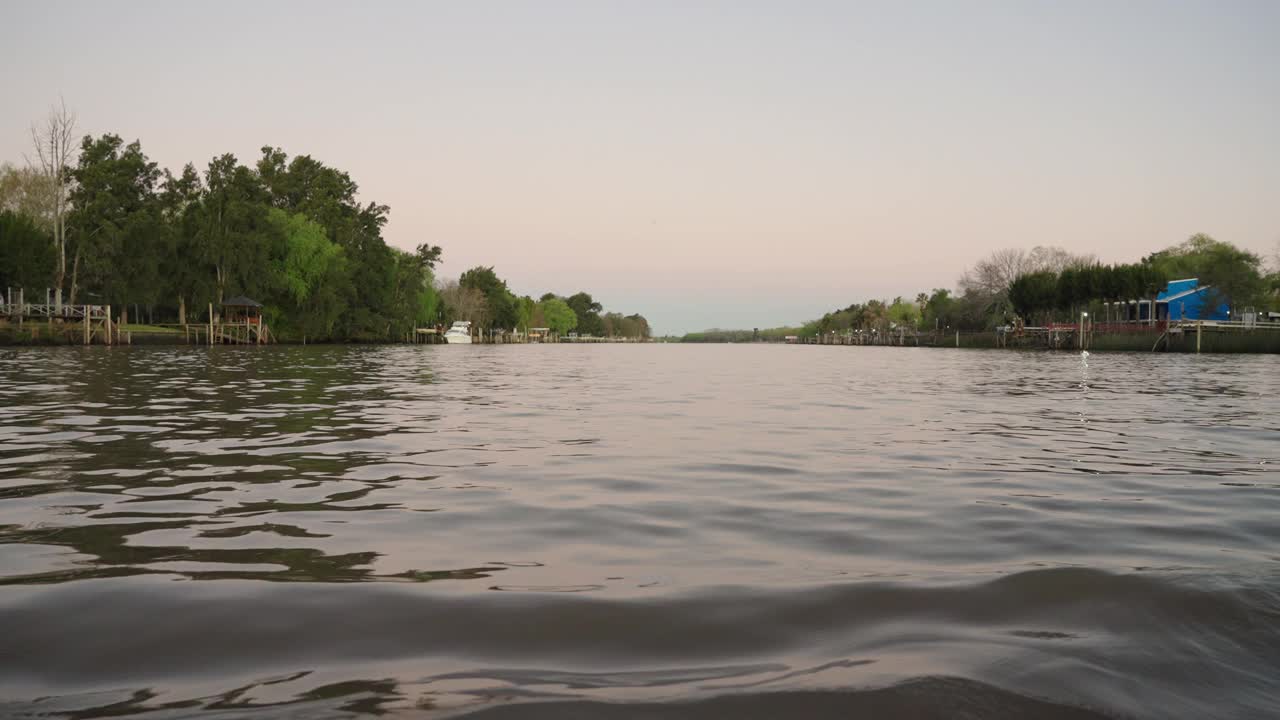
[3,332,1277,354]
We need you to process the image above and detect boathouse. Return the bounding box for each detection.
[218,295,271,344]
[1157,278,1230,322]
[222,295,263,323]
[1112,278,1230,323]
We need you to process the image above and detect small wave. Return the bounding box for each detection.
[1,568,1277,717]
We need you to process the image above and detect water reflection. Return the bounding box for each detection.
[0,346,1278,718]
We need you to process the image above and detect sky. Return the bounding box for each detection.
[2,1,1277,334]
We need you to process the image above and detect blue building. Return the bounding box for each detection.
[1156,278,1230,321]
[1115,278,1231,322]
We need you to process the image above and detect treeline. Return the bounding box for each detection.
[681,237,1279,341]
[1009,263,1167,324]
[3,113,438,340]
[1010,235,1274,323]
[0,104,650,341]
[437,271,650,338]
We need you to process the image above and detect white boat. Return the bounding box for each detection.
[443,321,473,344]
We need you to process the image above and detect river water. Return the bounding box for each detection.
[0,345,1277,718]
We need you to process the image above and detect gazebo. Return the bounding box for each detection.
[218,296,269,344]
[221,295,262,322]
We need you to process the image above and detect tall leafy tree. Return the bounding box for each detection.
[1146,234,1266,312]
[460,266,518,330]
[0,210,54,290]
[197,153,277,306]
[67,134,163,314]
[268,208,347,340]
[158,163,210,323]
[566,291,603,336]
[540,296,577,334]
[887,297,921,328]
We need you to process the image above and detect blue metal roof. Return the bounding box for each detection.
[1157,278,1200,302]
[1153,278,1231,321]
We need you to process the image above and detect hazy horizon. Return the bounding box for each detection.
[3,0,1277,334]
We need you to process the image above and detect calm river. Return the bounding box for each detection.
[1,345,1278,718]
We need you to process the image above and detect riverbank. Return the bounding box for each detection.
[2,344,1278,719]
[685,324,1280,354]
[0,324,653,347]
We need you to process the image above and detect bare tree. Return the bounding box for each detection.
[959,248,1028,296]
[27,99,78,298]
[960,246,1096,296]
[1027,245,1097,273]
[437,280,489,326]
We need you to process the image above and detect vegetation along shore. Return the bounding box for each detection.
[679,238,1280,353]
[0,102,650,345]
[2,103,1276,351]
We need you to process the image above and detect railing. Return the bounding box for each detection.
[0,302,109,320]
[1171,319,1280,331]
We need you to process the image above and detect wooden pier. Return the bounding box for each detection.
[1,287,116,345]
[1,288,275,346]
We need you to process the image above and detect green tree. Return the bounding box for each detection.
[627,314,652,338]
[566,291,604,336]
[268,208,346,340]
[1009,271,1057,322]
[196,153,277,307]
[0,211,54,290]
[460,266,518,330]
[515,295,535,332]
[922,288,957,329]
[1145,234,1264,313]
[887,296,922,328]
[158,163,211,324]
[67,134,164,315]
[256,146,401,339]
[540,296,577,335]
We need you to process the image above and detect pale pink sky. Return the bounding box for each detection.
[2,1,1277,333]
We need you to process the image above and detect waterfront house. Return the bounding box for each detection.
[1112,278,1230,323]
[1156,278,1230,321]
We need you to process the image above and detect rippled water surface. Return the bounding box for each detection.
[1,345,1278,718]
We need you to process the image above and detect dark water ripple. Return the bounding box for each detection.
[0,345,1278,718]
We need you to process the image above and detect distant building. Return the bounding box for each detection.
[1114,278,1230,323]
[1157,278,1230,321]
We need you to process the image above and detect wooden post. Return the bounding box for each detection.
[83,306,90,345]
[208,303,214,346]
[955,330,960,348]
[1196,321,1202,354]
[105,305,112,345]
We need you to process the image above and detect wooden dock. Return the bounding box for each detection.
[1,287,116,345]
[1,289,275,346]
